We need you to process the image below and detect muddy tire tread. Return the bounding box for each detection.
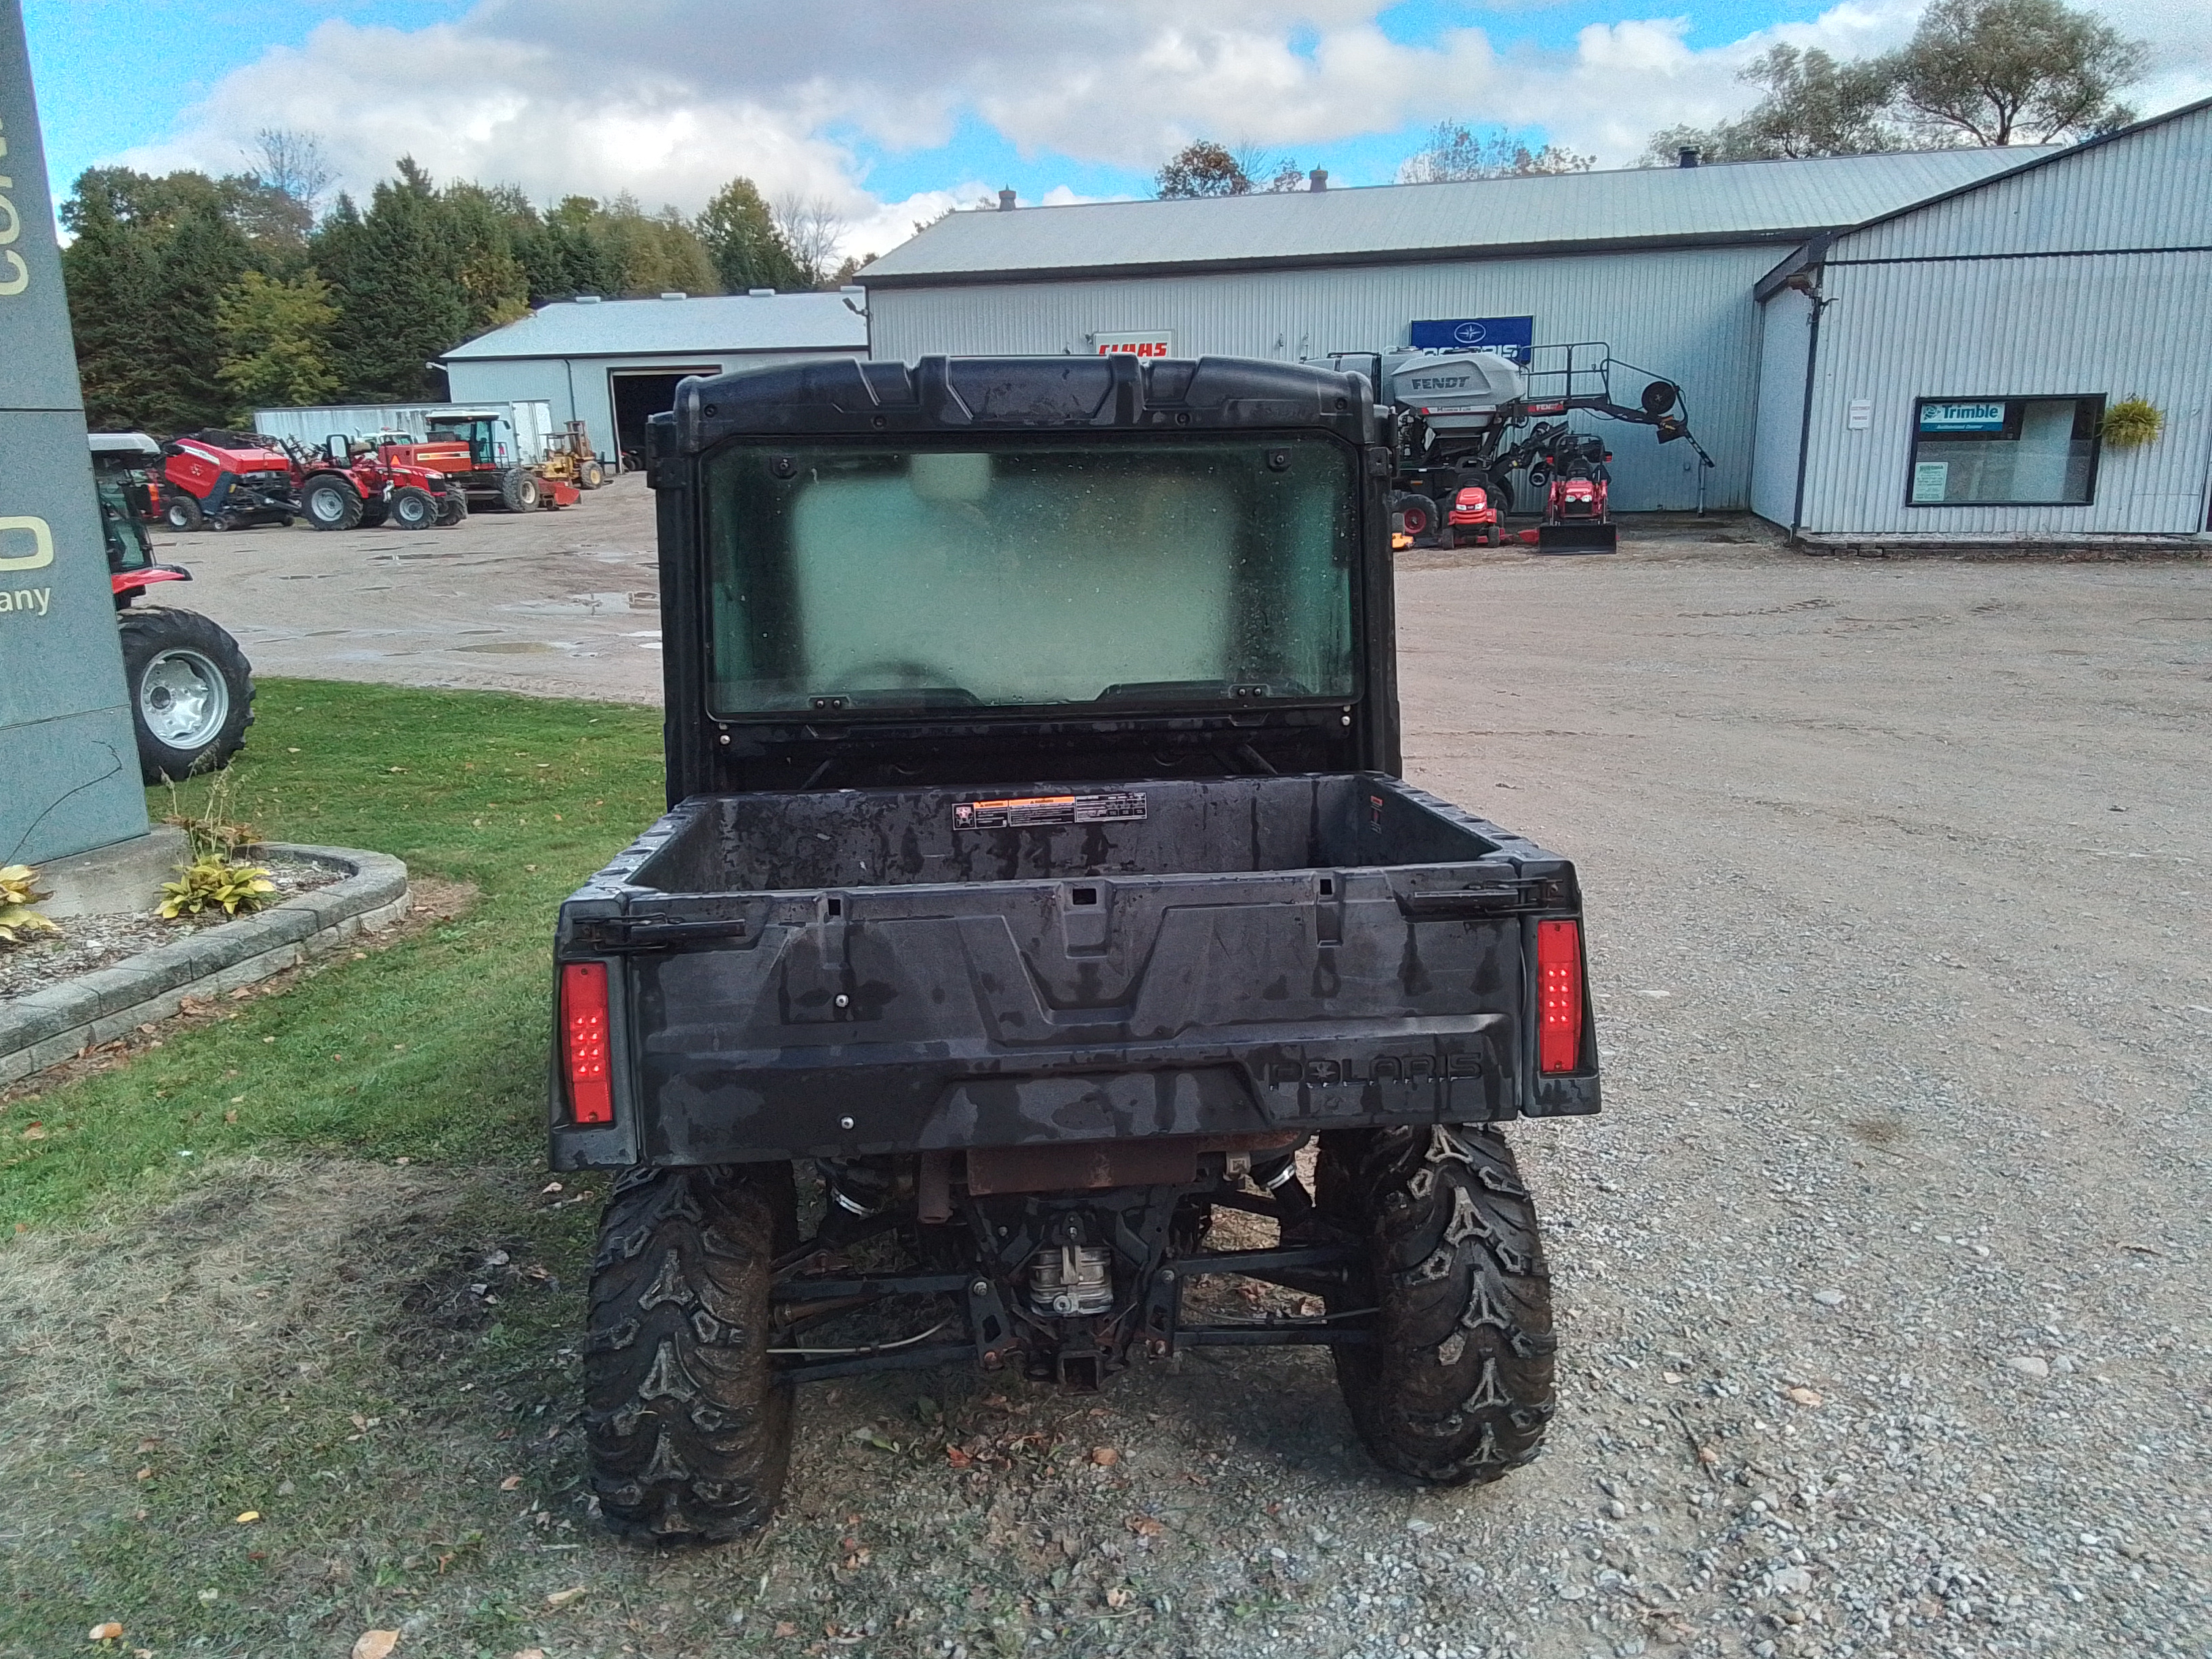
[584,1163,796,1543]
[1319,1124,1556,1486]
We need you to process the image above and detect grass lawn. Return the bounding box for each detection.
[1,678,663,1229]
[0,680,1280,1659]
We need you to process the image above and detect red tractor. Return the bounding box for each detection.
[373,430,583,513]
[157,430,299,531]
[91,434,256,782]
[294,432,468,532]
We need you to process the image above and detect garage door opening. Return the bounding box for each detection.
[610,369,719,470]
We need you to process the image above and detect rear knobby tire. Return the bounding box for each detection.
[388,485,438,531]
[163,492,204,532]
[499,468,541,512]
[1320,1124,1556,1485]
[302,476,363,531]
[585,1163,797,1543]
[117,606,255,784]
[579,458,606,489]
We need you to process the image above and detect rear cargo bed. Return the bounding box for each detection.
[552,773,1596,1169]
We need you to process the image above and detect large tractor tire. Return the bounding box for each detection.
[579,457,607,489]
[585,1163,797,1543]
[302,476,364,531]
[388,485,439,531]
[1319,1124,1556,1486]
[117,607,255,784]
[436,487,469,527]
[499,468,541,512]
[163,492,205,533]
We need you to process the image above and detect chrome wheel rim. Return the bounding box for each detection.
[139,648,228,747]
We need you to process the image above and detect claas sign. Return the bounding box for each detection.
[1094,331,1175,360]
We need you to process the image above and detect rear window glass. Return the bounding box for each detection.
[699,437,1359,715]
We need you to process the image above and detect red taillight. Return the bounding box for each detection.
[1454,486,1488,509]
[1536,919,1584,1074]
[561,961,613,1124]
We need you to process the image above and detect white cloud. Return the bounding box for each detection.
[108,0,2212,259]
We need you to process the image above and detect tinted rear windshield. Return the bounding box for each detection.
[700,436,1358,716]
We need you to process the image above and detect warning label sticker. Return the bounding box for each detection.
[954,792,1147,830]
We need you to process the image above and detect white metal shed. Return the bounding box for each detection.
[440,291,869,470]
[860,149,2041,513]
[1753,98,2212,545]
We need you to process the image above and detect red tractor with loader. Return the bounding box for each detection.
[90,433,255,782]
[293,432,469,532]
[157,430,299,531]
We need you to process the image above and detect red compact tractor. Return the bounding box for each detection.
[294,434,469,532]
[157,430,299,531]
[1532,430,1616,552]
[91,434,256,782]
[374,432,582,513]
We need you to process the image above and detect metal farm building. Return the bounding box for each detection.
[859,149,2041,514]
[1754,98,2212,546]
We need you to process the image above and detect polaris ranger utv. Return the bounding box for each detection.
[552,355,1600,1542]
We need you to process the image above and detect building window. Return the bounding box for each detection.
[1908,396,2102,507]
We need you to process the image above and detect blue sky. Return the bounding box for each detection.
[23,0,2205,256]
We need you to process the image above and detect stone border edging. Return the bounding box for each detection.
[0,844,410,1087]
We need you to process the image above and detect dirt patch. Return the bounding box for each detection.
[0,876,475,1109]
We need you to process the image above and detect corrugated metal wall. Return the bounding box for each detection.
[1835,104,2211,262]
[446,351,857,468]
[867,245,1780,512]
[1749,289,1811,526]
[1797,250,2212,536]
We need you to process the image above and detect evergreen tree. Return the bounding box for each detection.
[697,176,806,292]
[312,159,472,399]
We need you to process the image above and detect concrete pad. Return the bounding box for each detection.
[34,825,190,919]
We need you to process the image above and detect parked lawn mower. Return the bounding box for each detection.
[293,434,469,532]
[1443,481,1502,547]
[157,430,298,531]
[90,433,255,782]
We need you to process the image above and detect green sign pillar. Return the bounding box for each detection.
[0,0,149,866]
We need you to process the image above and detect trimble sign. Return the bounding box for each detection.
[0,0,150,865]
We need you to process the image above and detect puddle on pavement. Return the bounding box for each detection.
[455,640,569,655]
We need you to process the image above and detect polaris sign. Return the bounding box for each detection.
[1409,316,1535,363]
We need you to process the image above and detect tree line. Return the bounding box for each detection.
[62,131,873,435]
[1155,0,2146,197]
[1647,0,2146,163]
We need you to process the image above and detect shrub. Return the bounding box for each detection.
[0,863,61,946]
[159,857,276,920]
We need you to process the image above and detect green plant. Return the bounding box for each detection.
[2102,397,2164,449]
[0,863,61,945]
[159,857,276,919]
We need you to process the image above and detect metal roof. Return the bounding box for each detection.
[862,148,2053,287]
[443,291,868,361]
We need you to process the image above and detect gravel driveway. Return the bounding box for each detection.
[140,507,2212,1656]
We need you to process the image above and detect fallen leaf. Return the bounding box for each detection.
[541,1181,563,1195]
[545,1586,587,1608]
[235,1510,260,1523]
[1090,1446,1120,1467]
[135,1467,151,1481]
[499,1474,523,1491]
[22,1123,46,1141]
[1783,1386,1825,1409]
[512,1651,549,1659]
[1698,1445,1720,1467]
[350,1633,400,1659]
[945,1444,972,1469]
[1106,1587,1131,1609]
[1125,1515,1165,1538]
[88,1622,125,1641]
[775,1622,800,1638]
[224,1110,239,1124]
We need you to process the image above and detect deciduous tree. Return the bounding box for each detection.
[1400,125,1595,182]
[1889,0,2147,144]
[213,270,340,413]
